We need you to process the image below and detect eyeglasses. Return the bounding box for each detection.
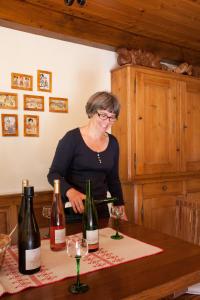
[97,112,117,122]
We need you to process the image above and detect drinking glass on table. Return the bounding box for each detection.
[110,206,124,240]
[42,205,51,238]
[67,238,89,294]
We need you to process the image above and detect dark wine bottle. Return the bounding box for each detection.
[83,180,99,252]
[18,186,41,275]
[18,179,29,227]
[65,197,117,208]
[50,179,66,251]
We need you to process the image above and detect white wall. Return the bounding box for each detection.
[0,27,116,194]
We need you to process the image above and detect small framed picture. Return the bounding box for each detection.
[1,114,18,136]
[24,95,44,111]
[49,97,68,113]
[0,92,18,109]
[24,115,39,137]
[11,72,33,91]
[37,70,52,92]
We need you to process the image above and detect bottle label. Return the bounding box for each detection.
[86,230,98,244]
[55,228,65,244]
[25,247,41,270]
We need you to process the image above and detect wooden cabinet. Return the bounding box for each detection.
[0,191,52,242]
[111,65,200,237]
[112,65,200,180]
[135,180,183,237]
[136,71,179,175]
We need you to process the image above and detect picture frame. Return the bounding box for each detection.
[37,70,52,92]
[0,92,18,109]
[49,97,68,113]
[24,115,39,137]
[24,94,44,111]
[11,72,33,91]
[1,114,18,136]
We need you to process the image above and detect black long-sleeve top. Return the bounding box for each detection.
[47,128,124,206]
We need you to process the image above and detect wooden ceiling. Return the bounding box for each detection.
[1,0,200,64]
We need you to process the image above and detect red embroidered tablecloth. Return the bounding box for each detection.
[0,227,163,296]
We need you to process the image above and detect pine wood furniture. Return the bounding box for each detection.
[2,220,200,300]
[0,191,52,242]
[111,65,200,241]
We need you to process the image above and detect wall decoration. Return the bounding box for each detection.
[0,92,18,109]
[24,95,44,111]
[24,115,39,137]
[1,114,18,136]
[49,97,68,113]
[117,48,161,69]
[11,72,33,91]
[37,70,52,92]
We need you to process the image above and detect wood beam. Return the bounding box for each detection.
[0,0,200,64]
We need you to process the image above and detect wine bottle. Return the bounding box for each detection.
[18,186,41,275]
[18,179,29,227]
[83,180,99,252]
[50,179,66,251]
[65,197,117,208]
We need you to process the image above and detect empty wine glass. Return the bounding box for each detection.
[42,205,51,238]
[110,206,124,240]
[67,238,89,294]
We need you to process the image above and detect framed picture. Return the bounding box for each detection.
[0,92,18,109]
[24,115,39,137]
[24,94,44,111]
[11,72,33,91]
[1,114,18,136]
[49,97,68,113]
[37,70,52,92]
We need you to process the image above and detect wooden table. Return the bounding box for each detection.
[2,219,200,300]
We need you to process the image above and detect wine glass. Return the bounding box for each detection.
[110,206,124,240]
[42,205,51,238]
[67,238,89,294]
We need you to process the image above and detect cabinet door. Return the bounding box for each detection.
[143,195,178,236]
[181,80,200,172]
[177,192,200,244]
[136,72,179,175]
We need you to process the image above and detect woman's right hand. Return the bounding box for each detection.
[66,188,85,214]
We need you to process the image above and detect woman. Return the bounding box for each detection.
[47,91,127,222]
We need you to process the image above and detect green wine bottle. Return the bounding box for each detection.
[83,180,99,252]
[18,186,41,274]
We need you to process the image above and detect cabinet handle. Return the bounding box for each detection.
[183,124,188,129]
[138,116,143,120]
[162,185,168,191]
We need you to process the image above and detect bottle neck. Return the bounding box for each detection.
[22,180,29,194]
[25,196,33,212]
[53,193,60,202]
[86,180,91,202]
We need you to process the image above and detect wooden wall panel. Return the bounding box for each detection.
[0,191,53,238]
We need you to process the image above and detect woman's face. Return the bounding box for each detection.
[91,109,117,132]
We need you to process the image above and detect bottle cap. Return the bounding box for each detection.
[22,179,29,186]
[54,179,60,194]
[24,186,34,197]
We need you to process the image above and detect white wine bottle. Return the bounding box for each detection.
[18,186,41,274]
[65,197,117,208]
[50,179,66,251]
[83,180,99,252]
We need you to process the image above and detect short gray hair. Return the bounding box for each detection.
[85,91,120,118]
